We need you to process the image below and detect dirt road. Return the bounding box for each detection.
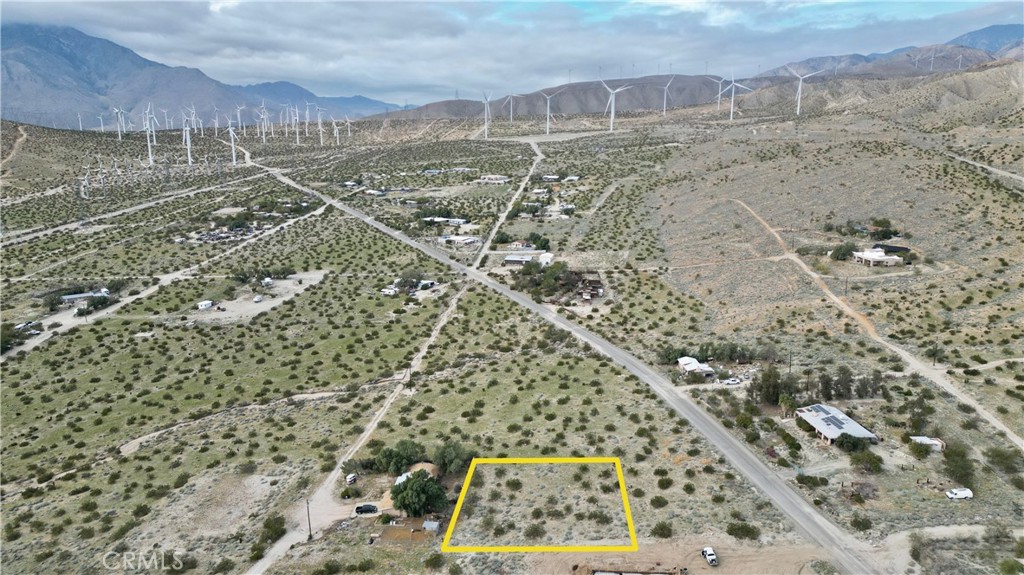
[0,125,27,172]
[731,198,1024,451]
[243,281,470,574]
[253,166,880,575]
[472,139,544,268]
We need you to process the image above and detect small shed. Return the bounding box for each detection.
[197,300,214,310]
[503,255,533,266]
[422,520,440,534]
[909,436,945,452]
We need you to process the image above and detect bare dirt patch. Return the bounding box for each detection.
[191,269,327,323]
[530,535,826,575]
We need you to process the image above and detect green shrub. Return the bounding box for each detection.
[424,553,445,569]
[650,496,668,508]
[726,522,760,540]
[850,514,872,531]
[650,521,673,538]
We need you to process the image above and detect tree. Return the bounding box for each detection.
[868,370,882,397]
[397,269,426,291]
[43,293,63,311]
[834,365,853,399]
[434,441,477,475]
[778,394,797,418]
[818,372,834,401]
[835,433,870,453]
[0,323,20,353]
[391,470,447,517]
[943,441,975,487]
[830,241,857,261]
[375,440,427,475]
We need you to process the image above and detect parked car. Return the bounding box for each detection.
[722,377,741,385]
[355,504,378,515]
[945,488,973,500]
[701,547,718,566]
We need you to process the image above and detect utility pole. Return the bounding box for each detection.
[306,499,312,540]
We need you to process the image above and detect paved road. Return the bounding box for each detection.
[262,167,880,575]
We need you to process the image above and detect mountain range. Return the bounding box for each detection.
[0,24,404,128]
[1,22,1020,127]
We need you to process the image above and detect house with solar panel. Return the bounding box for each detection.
[795,404,878,445]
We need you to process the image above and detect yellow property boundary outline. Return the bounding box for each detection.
[441,456,638,553]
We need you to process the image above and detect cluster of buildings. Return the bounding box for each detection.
[421,216,469,226]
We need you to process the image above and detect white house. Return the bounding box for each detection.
[61,288,110,304]
[562,175,581,182]
[197,300,214,310]
[678,356,715,379]
[542,175,560,182]
[538,253,554,267]
[796,404,878,445]
[479,175,510,184]
[448,218,468,225]
[852,247,903,267]
[380,287,399,296]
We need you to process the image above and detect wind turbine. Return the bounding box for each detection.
[77,113,83,131]
[331,115,340,145]
[212,106,220,137]
[227,125,237,166]
[911,53,924,69]
[601,80,632,132]
[504,92,523,124]
[662,76,675,116]
[705,76,726,110]
[97,113,105,132]
[182,118,193,166]
[929,48,944,72]
[344,115,352,138]
[316,108,325,147]
[481,92,492,139]
[235,104,246,138]
[540,88,564,135]
[956,53,964,70]
[719,73,753,121]
[112,107,123,140]
[162,109,171,130]
[304,102,313,136]
[785,65,825,116]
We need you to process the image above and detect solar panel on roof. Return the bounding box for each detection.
[814,405,829,413]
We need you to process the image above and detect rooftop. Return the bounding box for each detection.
[796,404,877,441]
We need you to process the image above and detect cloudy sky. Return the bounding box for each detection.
[3,1,1020,105]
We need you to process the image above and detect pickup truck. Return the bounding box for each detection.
[701,547,718,566]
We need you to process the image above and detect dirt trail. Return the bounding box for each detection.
[244,382,407,575]
[472,139,544,268]
[731,198,1024,452]
[946,152,1024,185]
[1,125,27,171]
[243,282,469,574]
[1,171,269,247]
[1,200,323,361]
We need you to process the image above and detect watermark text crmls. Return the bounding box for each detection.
[102,550,185,571]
